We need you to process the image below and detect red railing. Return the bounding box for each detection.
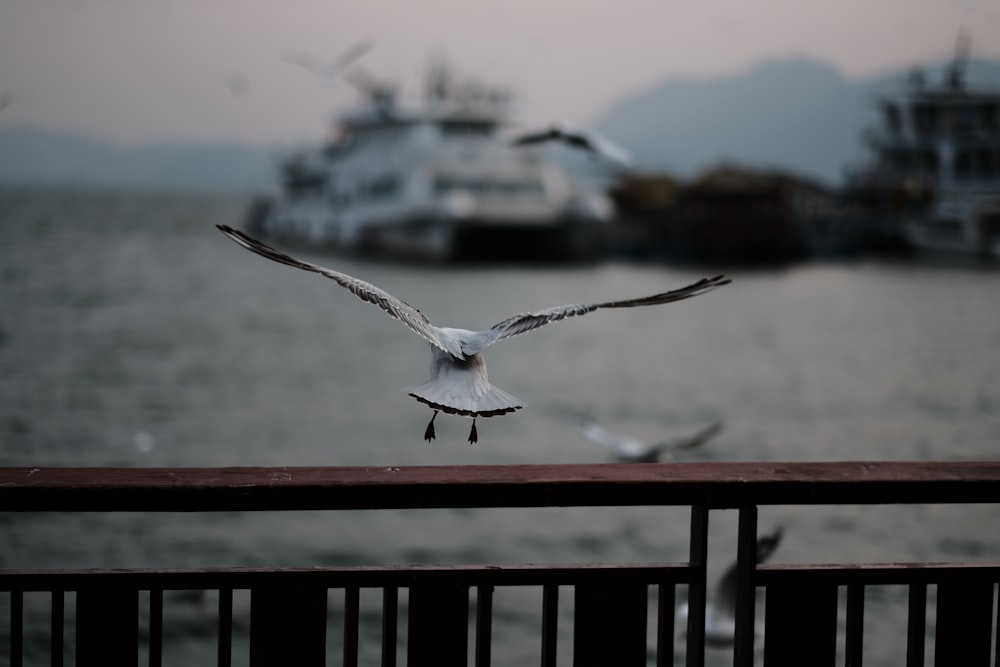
[2,461,999,667]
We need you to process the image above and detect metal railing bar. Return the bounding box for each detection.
[3,461,999,512]
[994,582,1000,667]
[732,506,758,667]
[343,586,359,667]
[656,583,675,667]
[148,589,163,667]
[540,584,558,667]
[757,563,1000,586]
[995,583,1000,667]
[905,583,926,667]
[0,562,695,592]
[845,585,865,667]
[11,590,23,667]
[686,505,708,667]
[50,590,63,667]
[475,585,493,667]
[217,588,232,667]
[380,586,397,667]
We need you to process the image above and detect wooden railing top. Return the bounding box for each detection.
[2,461,999,512]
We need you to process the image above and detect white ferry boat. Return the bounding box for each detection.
[246,63,614,262]
[859,39,1000,258]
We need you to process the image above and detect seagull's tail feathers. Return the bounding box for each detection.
[406,380,524,418]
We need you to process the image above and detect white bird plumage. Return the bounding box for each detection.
[577,417,723,462]
[217,224,730,443]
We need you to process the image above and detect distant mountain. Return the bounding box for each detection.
[0,127,276,192]
[595,56,1000,185]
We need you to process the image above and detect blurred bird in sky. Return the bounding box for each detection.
[216,225,729,444]
[281,39,374,87]
[576,416,723,462]
[509,122,634,168]
[678,527,785,646]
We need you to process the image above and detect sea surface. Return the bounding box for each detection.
[1,188,999,666]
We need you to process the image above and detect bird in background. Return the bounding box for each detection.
[509,122,634,169]
[576,416,723,462]
[216,225,730,444]
[678,527,785,646]
[281,39,374,87]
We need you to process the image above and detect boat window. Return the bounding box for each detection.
[364,175,401,200]
[911,104,940,137]
[980,102,999,132]
[433,177,545,197]
[925,217,963,240]
[439,121,494,138]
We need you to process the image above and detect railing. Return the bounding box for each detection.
[1,461,999,667]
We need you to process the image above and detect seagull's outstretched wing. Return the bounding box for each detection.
[651,418,723,455]
[509,128,561,147]
[577,419,644,457]
[509,123,633,168]
[216,225,463,357]
[461,275,730,355]
[579,417,722,462]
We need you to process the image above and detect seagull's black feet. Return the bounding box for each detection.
[468,418,478,444]
[424,411,438,442]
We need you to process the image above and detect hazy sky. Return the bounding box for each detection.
[1,0,998,146]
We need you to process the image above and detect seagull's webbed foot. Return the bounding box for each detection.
[468,418,478,444]
[424,411,438,442]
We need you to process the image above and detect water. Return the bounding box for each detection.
[1,188,999,665]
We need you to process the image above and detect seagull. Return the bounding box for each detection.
[509,123,633,168]
[678,527,784,646]
[216,224,729,443]
[577,417,722,463]
[281,39,374,87]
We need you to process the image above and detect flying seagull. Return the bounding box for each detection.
[281,39,374,87]
[678,527,784,646]
[216,224,729,443]
[509,123,633,168]
[577,417,722,463]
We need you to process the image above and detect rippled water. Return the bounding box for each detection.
[1,188,999,665]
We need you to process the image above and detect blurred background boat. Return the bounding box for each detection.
[846,34,1000,259]
[245,61,614,263]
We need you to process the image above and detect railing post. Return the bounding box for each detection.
[686,504,709,667]
[905,583,926,667]
[381,586,398,667]
[148,589,163,667]
[656,583,675,667]
[475,585,494,667]
[51,590,64,667]
[733,506,758,667]
[540,584,559,667]
[217,588,233,667]
[845,584,865,667]
[11,590,23,667]
[343,586,359,667]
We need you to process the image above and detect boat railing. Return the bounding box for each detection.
[2,461,999,667]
